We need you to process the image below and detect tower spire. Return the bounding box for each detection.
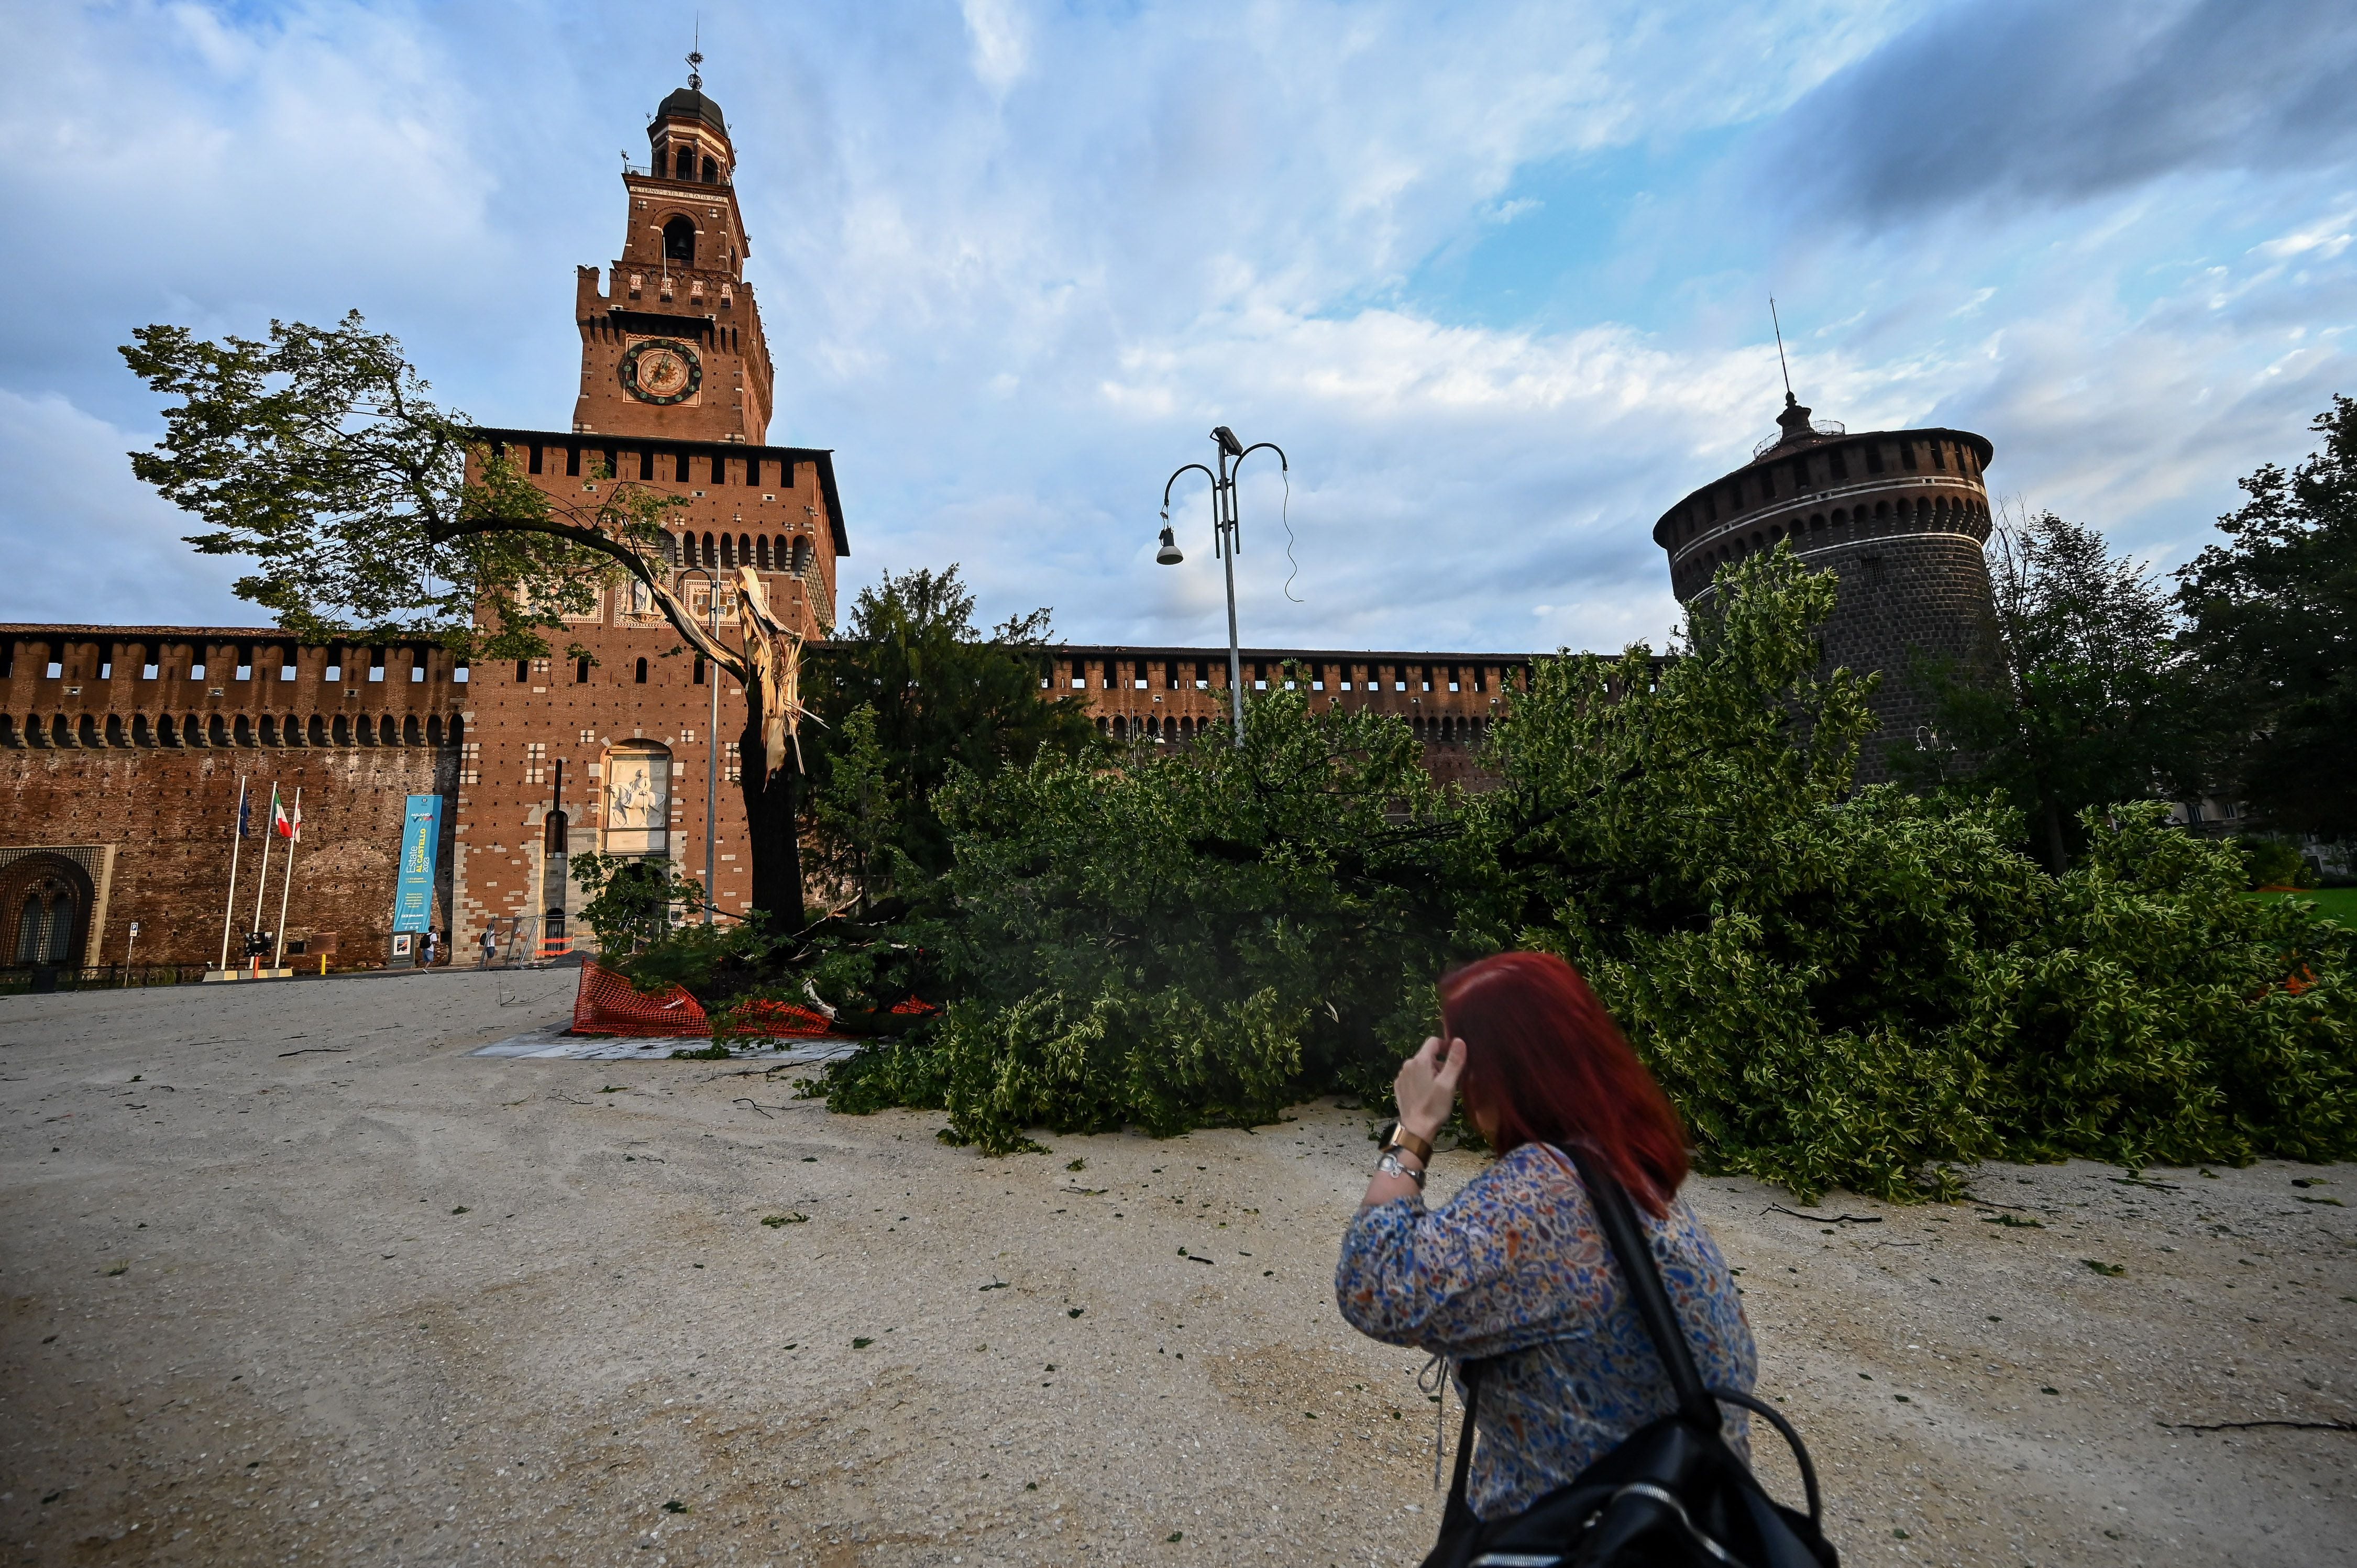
[686,16,703,91]
[1770,296,1794,405]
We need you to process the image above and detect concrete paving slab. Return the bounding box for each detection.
[470,1025,865,1063]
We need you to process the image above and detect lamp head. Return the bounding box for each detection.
[1156,521,1184,566]
[1211,425,1244,457]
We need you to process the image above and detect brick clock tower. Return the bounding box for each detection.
[451,73,850,954]
[572,82,773,444]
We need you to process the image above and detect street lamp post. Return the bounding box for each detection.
[1155,426,1288,748]
[685,565,724,925]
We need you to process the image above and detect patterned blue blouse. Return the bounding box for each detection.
[1336,1143,1757,1520]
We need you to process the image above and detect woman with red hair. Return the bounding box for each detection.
[1335,951,1756,1523]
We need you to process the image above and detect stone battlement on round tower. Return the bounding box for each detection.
[1652,395,2001,777]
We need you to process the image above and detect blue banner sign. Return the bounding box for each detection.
[392,794,443,933]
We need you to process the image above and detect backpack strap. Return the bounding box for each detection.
[1433,1359,1484,1543]
[1555,1143,1722,1431]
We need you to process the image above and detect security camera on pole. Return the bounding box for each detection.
[1155,426,1288,748]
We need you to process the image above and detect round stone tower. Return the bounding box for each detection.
[1651,394,2000,777]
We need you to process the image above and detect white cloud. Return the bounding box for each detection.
[961,0,1033,95]
[0,0,2349,664]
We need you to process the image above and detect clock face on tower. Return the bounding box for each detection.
[620,338,703,405]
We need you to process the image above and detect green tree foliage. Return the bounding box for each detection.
[2176,395,2357,844]
[568,851,707,956]
[819,693,1471,1149]
[119,312,813,914]
[809,705,898,918]
[807,566,1098,898]
[1900,510,2190,870]
[2235,835,2316,890]
[814,547,2356,1197]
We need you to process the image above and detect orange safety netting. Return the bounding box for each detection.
[719,998,839,1039]
[570,963,710,1037]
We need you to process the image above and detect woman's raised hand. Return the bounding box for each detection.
[1394,1035,1467,1141]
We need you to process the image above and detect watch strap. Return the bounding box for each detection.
[1384,1124,1435,1163]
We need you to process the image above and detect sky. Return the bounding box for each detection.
[1,0,2351,657]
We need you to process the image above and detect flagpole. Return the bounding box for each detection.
[217,774,248,971]
[249,785,276,967]
[273,788,301,970]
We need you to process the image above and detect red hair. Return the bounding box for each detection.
[1439,951,1689,1217]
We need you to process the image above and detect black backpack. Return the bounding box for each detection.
[1420,1145,1839,1568]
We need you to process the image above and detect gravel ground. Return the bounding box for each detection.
[2,970,2351,1567]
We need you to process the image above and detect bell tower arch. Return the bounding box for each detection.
[570,67,775,444]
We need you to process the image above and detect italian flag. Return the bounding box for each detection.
[272,789,299,841]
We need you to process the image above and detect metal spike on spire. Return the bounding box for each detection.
[687,15,703,91]
[1770,296,1794,402]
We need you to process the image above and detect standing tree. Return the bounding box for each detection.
[2175,394,2357,846]
[120,312,818,916]
[1899,509,2191,870]
[807,566,1098,904]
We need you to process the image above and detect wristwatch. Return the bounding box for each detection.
[1377,1120,1435,1163]
[1375,1149,1427,1189]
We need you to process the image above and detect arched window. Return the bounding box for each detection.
[790,537,813,575]
[575,655,591,684]
[739,533,753,566]
[757,536,771,570]
[332,714,350,746]
[310,715,328,746]
[380,715,400,745]
[701,156,719,183]
[103,714,125,746]
[703,531,717,564]
[404,715,423,746]
[426,715,443,746]
[233,714,252,746]
[664,216,695,263]
[259,715,277,746]
[1874,500,1889,520]
[720,534,735,568]
[674,147,695,181]
[635,658,649,684]
[5,859,90,966]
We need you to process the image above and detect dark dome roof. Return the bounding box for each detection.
[653,87,726,135]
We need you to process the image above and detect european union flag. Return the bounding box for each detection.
[237,796,250,838]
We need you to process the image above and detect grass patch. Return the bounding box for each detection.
[2246,887,2357,925]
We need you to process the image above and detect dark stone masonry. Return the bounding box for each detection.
[1651,393,2001,778]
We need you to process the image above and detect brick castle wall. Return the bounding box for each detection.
[0,626,466,967]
